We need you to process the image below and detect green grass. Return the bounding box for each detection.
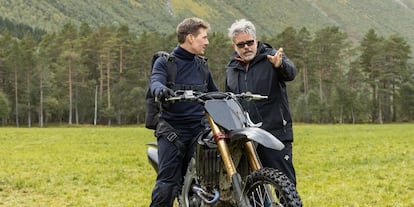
[294,124,414,207]
[0,124,413,207]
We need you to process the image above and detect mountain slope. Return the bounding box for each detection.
[1,0,414,47]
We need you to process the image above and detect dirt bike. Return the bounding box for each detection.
[147,90,302,207]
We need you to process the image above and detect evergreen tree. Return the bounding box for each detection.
[399,66,414,121]
[310,26,349,123]
[382,34,411,122]
[20,33,38,127]
[359,29,383,123]
[0,90,10,125]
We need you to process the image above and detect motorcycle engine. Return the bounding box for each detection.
[196,131,221,188]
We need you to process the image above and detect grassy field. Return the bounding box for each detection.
[0,124,413,207]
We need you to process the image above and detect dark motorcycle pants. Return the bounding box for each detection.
[256,141,297,185]
[149,119,204,207]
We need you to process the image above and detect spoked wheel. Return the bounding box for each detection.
[244,167,302,207]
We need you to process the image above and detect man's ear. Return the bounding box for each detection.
[187,34,194,44]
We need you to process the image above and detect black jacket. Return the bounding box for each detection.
[225,42,296,142]
[151,46,218,122]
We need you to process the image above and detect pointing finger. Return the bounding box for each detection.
[277,48,283,56]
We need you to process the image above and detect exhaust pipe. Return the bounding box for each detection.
[147,143,158,172]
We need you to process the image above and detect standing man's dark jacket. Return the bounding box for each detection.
[225,41,296,142]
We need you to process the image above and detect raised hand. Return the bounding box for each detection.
[267,47,284,68]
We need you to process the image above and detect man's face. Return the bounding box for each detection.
[232,33,257,62]
[189,28,209,55]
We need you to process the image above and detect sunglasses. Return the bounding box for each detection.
[235,40,255,48]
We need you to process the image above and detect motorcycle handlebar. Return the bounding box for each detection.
[164,90,267,103]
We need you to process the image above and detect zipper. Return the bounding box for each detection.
[280,104,287,132]
[244,63,249,92]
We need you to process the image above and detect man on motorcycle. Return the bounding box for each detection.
[148,17,218,207]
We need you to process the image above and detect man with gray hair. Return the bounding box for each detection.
[225,19,298,185]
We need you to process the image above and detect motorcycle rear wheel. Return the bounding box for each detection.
[244,167,302,207]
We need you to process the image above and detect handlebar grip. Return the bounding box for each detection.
[251,94,268,100]
[240,92,268,100]
[165,96,182,102]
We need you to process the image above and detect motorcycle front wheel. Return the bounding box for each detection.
[244,167,302,207]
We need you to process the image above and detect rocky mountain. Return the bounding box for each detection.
[1,0,414,47]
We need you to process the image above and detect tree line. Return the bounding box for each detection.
[0,17,46,42]
[0,22,413,127]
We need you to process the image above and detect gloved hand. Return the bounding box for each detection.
[156,88,174,102]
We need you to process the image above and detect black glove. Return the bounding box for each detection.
[156,88,174,102]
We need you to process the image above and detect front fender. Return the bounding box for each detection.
[229,128,285,150]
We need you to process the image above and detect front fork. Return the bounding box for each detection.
[206,113,263,206]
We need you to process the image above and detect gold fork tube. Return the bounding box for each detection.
[206,113,237,179]
[217,140,237,179]
[244,141,262,171]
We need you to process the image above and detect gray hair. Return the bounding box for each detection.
[227,19,257,42]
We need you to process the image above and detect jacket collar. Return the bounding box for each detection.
[173,46,196,61]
